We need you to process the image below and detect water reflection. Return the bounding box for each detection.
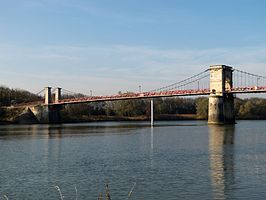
[150,127,154,167]
[47,126,63,138]
[208,125,235,200]
[0,124,63,138]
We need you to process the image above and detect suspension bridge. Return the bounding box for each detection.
[32,67,266,105]
[11,65,266,124]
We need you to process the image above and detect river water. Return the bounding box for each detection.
[0,120,266,200]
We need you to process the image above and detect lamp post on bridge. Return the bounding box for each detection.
[257,77,260,87]
[198,81,200,90]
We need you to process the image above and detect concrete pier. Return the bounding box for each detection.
[29,87,62,123]
[29,104,62,124]
[208,65,235,124]
[55,87,62,103]
[151,99,154,126]
[44,87,52,105]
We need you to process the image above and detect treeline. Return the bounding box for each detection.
[61,97,266,121]
[58,97,208,121]
[61,98,202,121]
[235,98,266,119]
[0,86,41,106]
[195,97,266,119]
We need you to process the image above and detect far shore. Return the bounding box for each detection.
[1,114,266,125]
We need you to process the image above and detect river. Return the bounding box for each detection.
[0,120,266,199]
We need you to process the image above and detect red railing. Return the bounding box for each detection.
[56,86,266,105]
[232,86,266,92]
[56,89,210,105]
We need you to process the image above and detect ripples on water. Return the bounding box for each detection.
[0,121,266,199]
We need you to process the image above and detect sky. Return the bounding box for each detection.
[1,0,266,95]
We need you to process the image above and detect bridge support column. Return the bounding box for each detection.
[55,87,62,103]
[44,87,52,105]
[47,105,62,123]
[41,86,62,123]
[29,104,62,124]
[151,99,154,127]
[208,65,235,124]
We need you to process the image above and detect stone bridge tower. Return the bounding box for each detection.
[29,87,62,123]
[208,65,235,124]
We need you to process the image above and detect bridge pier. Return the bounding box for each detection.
[208,94,235,124]
[44,87,52,105]
[29,87,62,123]
[46,104,62,123]
[151,99,154,126]
[208,65,235,124]
[29,104,62,124]
[55,87,62,103]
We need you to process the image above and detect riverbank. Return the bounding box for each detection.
[61,114,199,123]
[0,121,12,125]
[1,111,266,125]
[0,114,199,124]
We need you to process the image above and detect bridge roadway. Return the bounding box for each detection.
[46,86,266,106]
[11,86,266,108]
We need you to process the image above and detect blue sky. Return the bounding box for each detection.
[1,0,266,95]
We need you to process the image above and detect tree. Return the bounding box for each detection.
[196,97,208,119]
[0,86,41,106]
[154,98,196,114]
[111,99,148,117]
[238,98,266,119]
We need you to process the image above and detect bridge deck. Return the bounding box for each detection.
[55,89,210,105]
[53,86,266,105]
[11,86,266,107]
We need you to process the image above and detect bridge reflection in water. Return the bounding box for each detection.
[208,125,235,200]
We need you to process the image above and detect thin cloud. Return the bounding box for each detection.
[0,44,266,94]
